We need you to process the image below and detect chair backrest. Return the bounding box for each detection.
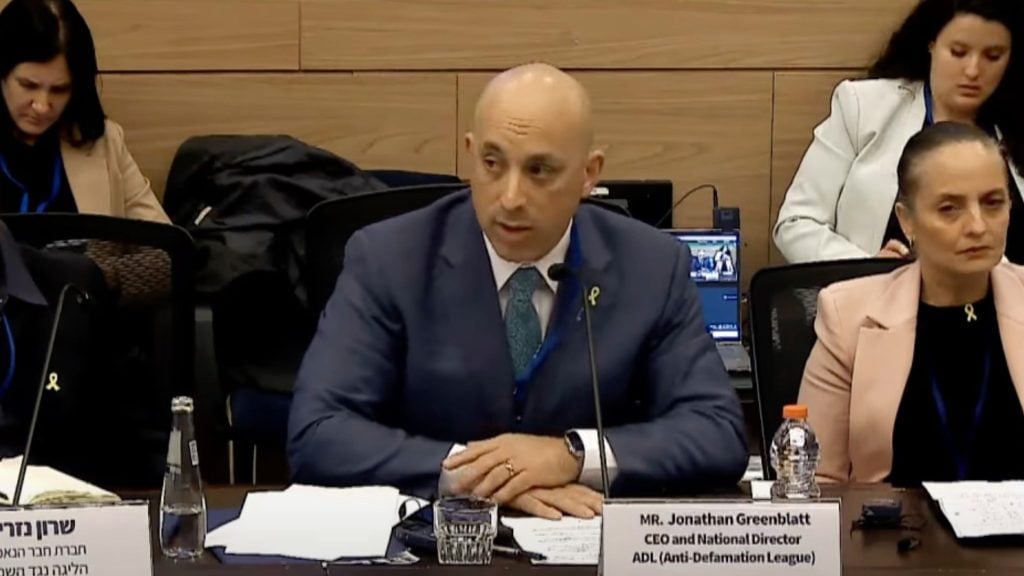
[304,184,634,315]
[749,258,909,479]
[1,213,195,486]
[305,183,467,314]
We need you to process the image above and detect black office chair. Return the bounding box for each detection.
[305,183,633,315]
[305,182,467,314]
[748,258,909,479]
[1,213,196,487]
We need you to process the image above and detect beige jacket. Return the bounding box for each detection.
[60,119,168,223]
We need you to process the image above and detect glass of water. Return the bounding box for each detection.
[434,496,497,565]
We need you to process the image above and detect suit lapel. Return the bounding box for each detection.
[546,206,616,352]
[437,201,516,420]
[996,126,1024,200]
[992,264,1024,414]
[867,82,928,246]
[61,140,110,215]
[850,262,919,481]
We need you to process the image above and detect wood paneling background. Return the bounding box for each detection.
[66,0,917,282]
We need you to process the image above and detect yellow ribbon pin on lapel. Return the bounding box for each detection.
[965,303,978,323]
[45,373,60,392]
[588,286,601,308]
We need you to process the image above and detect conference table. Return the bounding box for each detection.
[150,484,1023,575]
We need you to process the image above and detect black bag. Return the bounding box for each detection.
[164,134,387,303]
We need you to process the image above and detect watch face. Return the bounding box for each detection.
[567,433,585,458]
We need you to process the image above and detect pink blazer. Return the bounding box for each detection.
[797,261,1024,482]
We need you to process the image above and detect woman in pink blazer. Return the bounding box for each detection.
[799,121,1024,485]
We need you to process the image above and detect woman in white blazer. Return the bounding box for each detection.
[774,0,1023,264]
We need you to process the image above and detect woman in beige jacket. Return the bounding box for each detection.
[799,122,1024,485]
[0,0,168,223]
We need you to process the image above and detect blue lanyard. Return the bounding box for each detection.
[929,349,991,480]
[0,151,64,214]
[511,223,582,407]
[924,82,935,126]
[0,314,16,402]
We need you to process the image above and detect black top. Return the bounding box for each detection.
[888,291,1024,486]
[0,133,77,214]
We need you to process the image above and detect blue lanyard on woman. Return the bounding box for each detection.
[0,151,64,214]
[0,314,17,402]
[930,347,991,480]
[924,81,935,126]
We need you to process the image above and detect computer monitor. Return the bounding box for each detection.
[664,229,741,341]
[589,180,673,228]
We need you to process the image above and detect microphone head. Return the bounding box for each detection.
[547,263,571,282]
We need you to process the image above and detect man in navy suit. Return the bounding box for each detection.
[288,64,747,518]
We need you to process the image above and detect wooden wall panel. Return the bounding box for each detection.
[77,0,299,71]
[99,73,457,197]
[457,72,773,287]
[770,71,859,264]
[302,0,914,71]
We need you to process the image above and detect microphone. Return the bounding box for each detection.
[13,284,89,506]
[547,263,610,499]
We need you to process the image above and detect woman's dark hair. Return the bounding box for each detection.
[0,0,105,146]
[869,0,1023,168]
[897,121,1007,205]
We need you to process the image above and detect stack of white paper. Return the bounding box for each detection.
[206,485,421,561]
[923,481,1024,539]
[0,457,119,505]
[502,516,601,565]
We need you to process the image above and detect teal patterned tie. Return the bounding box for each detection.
[505,267,543,378]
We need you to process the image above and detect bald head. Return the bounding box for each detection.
[465,63,604,263]
[473,63,594,150]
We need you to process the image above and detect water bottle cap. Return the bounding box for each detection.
[171,396,194,413]
[782,404,808,419]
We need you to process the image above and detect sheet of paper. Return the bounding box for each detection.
[750,480,773,500]
[205,518,242,548]
[218,485,400,560]
[923,481,1024,538]
[502,516,601,565]
[743,455,764,482]
[923,481,1024,501]
[0,457,117,504]
[935,494,1024,539]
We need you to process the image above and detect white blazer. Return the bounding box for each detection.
[773,78,1024,263]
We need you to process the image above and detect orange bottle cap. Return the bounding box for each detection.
[783,404,808,419]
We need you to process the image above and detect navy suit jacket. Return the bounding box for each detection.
[288,192,747,497]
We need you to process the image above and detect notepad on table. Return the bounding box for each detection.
[923,481,1024,539]
[502,516,601,565]
[0,456,119,506]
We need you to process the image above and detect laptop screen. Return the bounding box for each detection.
[665,230,741,341]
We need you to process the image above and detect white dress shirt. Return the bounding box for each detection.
[440,222,618,495]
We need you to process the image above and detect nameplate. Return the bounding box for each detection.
[0,501,152,576]
[602,499,841,576]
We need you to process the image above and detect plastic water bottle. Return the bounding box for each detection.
[769,404,820,499]
[159,396,207,559]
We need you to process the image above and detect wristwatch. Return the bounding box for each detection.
[564,431,585,463]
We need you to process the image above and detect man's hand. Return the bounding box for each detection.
[442,433,581,504]
[877,239,911,259]
[508,484,604,520]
